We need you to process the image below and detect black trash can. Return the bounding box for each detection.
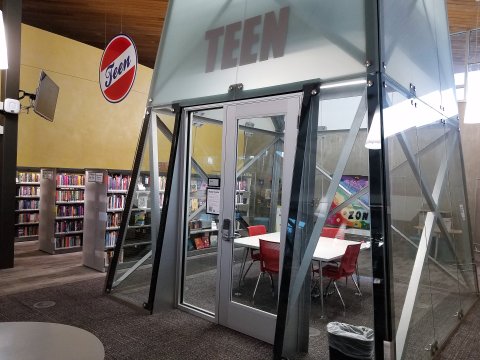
[327,322,374,360]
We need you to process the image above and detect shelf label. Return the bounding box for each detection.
[206,187,221,215]
[42,170,53,180]
[88,172,104,183]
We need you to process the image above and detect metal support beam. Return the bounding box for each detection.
[237,137,281,177]
[157,114,208,181]
[150,113,161,255]
[105,111,151,292]
[113,251,152,288]
[269,140,283,231]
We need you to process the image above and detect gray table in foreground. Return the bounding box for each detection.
[0,322,105,360]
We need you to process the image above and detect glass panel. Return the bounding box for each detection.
[182,108,223,314]
[150,0,245,106]
[383,0,442,108]
[444,124,478,313]
[418,121,461,350]
[279,80,374,359]
[150,0,366,106]
[382,87,436,360]
[231,115,284,314]
[236,0,366,92]
[110,112,173,306]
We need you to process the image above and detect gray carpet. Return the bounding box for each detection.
[0,278,272,360]
[438,298,480,359]
[3,241,477,360]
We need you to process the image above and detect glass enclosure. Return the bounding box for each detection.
[104,0,478,359]
[381,82,478,360]
[107,110,175,307]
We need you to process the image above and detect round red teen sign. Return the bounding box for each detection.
[99,34,138,103]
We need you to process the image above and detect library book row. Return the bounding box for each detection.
[15,168,168,268]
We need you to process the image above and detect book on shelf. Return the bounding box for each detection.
[108,174,131,191]
[17,171,40,183]
[17,199,39,210]
[133,211,145,226]
[105,230,118,248]
[55,219,83,233]
[17,186,40,196]
[56,204,84,217]
[16,213,39,223]
[56,190,84,202]
[190,198,199,212]
[55,235,82,249]
[210,235,218,247]
[15,226,39,237]
[107,212,122,227]
[56,174,85,186]
[193,235,210,250]
[194,237,205,249]
[108,194,126,209]
[137,194,148,209]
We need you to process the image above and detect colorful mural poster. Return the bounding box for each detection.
[325,175,370,230]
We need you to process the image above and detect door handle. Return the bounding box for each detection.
[222,219,232,241]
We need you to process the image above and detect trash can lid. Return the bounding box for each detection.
[327,322,374,341]
[327,322,374,359]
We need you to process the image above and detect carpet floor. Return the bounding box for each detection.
[0,277,272,360]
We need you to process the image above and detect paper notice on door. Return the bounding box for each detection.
[206,187,220,215]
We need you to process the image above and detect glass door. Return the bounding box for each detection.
[218,94,302,343]
[180,94,301,343]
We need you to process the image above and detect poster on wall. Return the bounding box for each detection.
[325,175,370,230]
[99,34,138,103]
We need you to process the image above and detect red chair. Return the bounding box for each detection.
[312,227,345,276]
[242,225,267,281]
[252,239,280,301]
[322,243,362,311]
[321,227,345,239]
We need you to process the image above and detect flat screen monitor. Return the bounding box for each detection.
[34,71,59,122]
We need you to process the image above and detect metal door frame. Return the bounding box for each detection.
[175,93,302,343]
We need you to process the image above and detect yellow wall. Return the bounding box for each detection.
[17,25,153,170]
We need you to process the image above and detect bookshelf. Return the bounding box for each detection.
[83,170,132,271]
[15,169,41,241]
[235,176,251,218]
[187,177,219,256]
[118,173,165,268]
[39,169,85,254]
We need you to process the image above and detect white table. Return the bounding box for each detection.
[234,232,369,315]
[0,322,105,360]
